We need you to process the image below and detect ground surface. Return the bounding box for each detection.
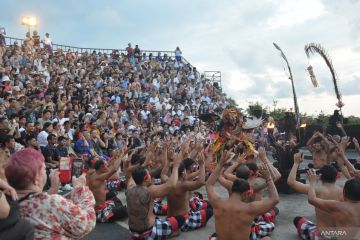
[83,150,357,240]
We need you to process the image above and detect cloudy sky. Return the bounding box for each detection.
[2,0,360,116]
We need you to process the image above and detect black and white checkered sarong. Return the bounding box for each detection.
[181,209,211,232]
[130,217,180,240]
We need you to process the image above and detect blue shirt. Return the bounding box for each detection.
[74,139,91,155]
[120,79,129,89]
[111,95,121,104]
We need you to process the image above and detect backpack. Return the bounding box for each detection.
[0,195,21,231]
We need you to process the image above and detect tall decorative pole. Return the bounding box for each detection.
[272,43,304,194]
[304,43,344,113]
[273,43,300,130]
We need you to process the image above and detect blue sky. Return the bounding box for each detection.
[2,0,360,116]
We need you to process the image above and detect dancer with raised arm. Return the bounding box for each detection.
[126,150,185,239]
[207,151,279,240]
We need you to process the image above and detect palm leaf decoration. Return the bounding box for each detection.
[273,43,300,128]
[304,43,344,108]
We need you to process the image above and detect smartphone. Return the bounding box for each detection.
[72,158,83,178]
[175,146,181,153]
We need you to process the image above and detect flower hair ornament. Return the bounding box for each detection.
[247,188,254,197]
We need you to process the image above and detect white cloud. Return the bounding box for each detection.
[225,70,254,92]
[267,0,326,29]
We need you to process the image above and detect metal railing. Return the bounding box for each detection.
[204,71,222,90]
[4,36,194,65]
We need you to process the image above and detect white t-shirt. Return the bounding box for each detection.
[169,86,177,96]
[44,37,52,46]
[88,103,98,110]
[64,128,75,141]
[149,96,160,105]
[163,97,170,103]
[188,115,196,125]
[140,110,150,120]
[165,103,172,111]
[53,117,69,126]
[189,86,195,95]
[175,50,182,57]
[169,125,179,134]
[171,109,182,117]
[155,102,163,111]
[34,58,42,70]
[152,79,160,89]
[201,96,212,104]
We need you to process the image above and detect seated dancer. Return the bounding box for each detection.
[125,150,185,239]
[142,143,175,216]
[306,131,333,168]
[183,157,201,181]
[222,147,281,201]
[165,153,213,232]
[331,137,358,180]
[88,150,128,223]
[288,153,343,240]
[182,157,211,212]
[103,150,131,196]
[307,172,360,239]
[154,156,210,216]
[207,151,279,240]
[219,148,280,239]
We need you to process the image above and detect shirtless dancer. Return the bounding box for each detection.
[219,148,280,239]
[126,151,185,239]
[182,157,210,211]
[166,154,213,232]
[221,162,265,202]
[308,172,360,239]
[153,156,210,216]
[87,150,128,223]
[206,151,279,240]
[288,153,343,239]
[222,147,281,200]
[307,132,332,168]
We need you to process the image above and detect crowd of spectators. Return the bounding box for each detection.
[0,31,228,159]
